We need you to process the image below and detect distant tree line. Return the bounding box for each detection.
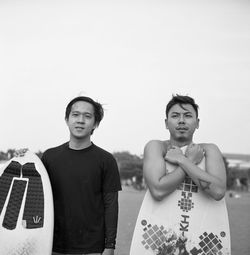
[113,152,250,191]
[1,149,249,191]
[113,151,143,189]
[113,151,143,180]
[0,149,143,181]
[0,149,43,161]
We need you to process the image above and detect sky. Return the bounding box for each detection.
[0,0,250,156]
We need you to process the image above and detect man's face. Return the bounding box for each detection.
[165,103,199,142]
[66,101,96,140]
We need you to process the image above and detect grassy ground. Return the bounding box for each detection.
[116,187,250,255]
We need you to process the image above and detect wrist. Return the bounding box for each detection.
[175,166,186,179]
[177,155,187,165]
[105,239,116,249]
[186,156,200,165]
[105,244,115,249]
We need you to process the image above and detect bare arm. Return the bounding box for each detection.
[167,143,226,200]
[143,140,186,201]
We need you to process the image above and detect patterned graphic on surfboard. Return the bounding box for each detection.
[0,151,54,255]
[130,148,231,255]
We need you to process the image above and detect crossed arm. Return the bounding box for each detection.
[143,140,186,201]
[143,141,227,201]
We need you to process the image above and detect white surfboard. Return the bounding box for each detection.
[0,151,54,255]
[130,149,231,255]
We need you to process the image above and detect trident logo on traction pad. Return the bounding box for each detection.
[0,161,44,230]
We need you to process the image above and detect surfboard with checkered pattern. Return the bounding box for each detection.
[130,147,230,255]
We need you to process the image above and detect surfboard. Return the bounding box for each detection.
[0,150,54,255]
[130,148,231,255]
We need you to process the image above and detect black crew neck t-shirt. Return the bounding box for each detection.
[42,142,121,254]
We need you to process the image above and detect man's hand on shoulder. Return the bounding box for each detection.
[164,146,184,165]
[102,248,114,255]
[185,143,204,165]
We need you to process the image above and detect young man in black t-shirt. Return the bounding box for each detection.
[42,96,122,255]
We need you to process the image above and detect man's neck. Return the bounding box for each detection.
[69,137,92,150]
[169,139,193,148]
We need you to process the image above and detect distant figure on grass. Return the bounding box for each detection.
[42,96,122,255]
[130,94,230,255]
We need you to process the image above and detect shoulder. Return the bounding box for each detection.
[42,143,67,158]
[144,140,165,149]
[92,144,115,160]
[93,145,120,174]
[144,140,168,157]
[199,143,222,155]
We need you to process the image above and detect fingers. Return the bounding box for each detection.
[187,143,203,152]
[185,144,204,164]
[167,144,178,151]
[169,145,181,151]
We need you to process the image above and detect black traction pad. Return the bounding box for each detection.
[0,160,45,230]
[2,180,27,230]
[22,163,44,228]
[0,161,21,215]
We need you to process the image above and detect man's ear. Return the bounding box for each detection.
[165,119,169,129]
[196,118,200,129]
[65,117,69,126]
[91,123,98,135]
[93,122,98,131]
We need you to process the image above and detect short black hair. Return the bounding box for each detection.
[65,96,104,126]
[166,94,199,118]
